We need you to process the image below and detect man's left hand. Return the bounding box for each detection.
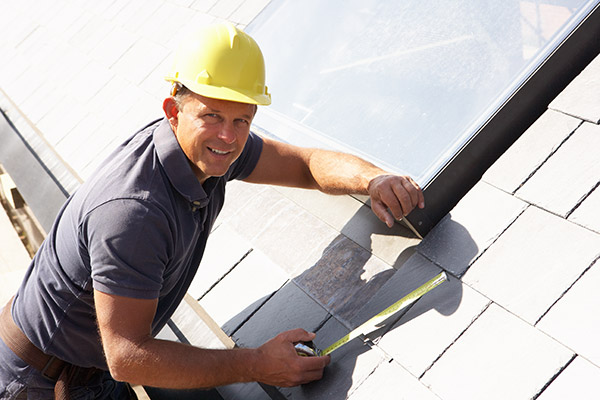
[368,174,424,228]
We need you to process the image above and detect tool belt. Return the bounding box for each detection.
[0,297,101,400]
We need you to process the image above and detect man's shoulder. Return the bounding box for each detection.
[73,119,175,216]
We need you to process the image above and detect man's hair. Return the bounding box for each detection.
[171,83,194,110]
[171,83,258,116]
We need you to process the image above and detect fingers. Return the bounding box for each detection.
[369,175,424,226]
[371,199,395,228]
[282,353,330,387]
[291,356,331,386]
[279,328,315,344]
[256,329,329,387]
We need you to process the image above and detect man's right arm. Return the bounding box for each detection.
[94,290,330,388]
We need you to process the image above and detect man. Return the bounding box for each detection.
[0,23,423,398]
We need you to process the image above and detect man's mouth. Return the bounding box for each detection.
[208,147,230,155]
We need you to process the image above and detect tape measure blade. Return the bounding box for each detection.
[321,271,447,356]
[357,271,448,333]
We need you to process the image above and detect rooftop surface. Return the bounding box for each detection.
[0,1,599,399]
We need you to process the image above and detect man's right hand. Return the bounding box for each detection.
[253,329,330,387]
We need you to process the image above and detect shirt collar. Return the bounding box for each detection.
[153,118,209,207]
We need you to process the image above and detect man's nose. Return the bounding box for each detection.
[218,122,236,144]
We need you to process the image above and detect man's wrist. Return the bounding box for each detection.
[234,347,262,383]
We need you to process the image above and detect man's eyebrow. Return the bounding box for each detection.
[201,106,221,114]
[199,106,253,120]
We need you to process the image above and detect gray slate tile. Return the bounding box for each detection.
[279,317,388,400]
[569,185,600,234]
[274,186,420,268]
[516,122,600,217]
[549,53,600,124]
[464,206,600,324]
[226,185,340,276]
[187,223,252,300]
[294,235,395,324]
[199,249,288,335]
[347,360,441,400]
[537,356,600,400]
[273,186,363,233]
[348,253,443,329]
[232,281,330,349]
[376,260,490,377]
[537,261,600,366]
[417,181,527,276]
[217,179,268,226]
[483,110,581,193]
[217,382,272,400]
[341,205,421,268]
[422,304,573,400]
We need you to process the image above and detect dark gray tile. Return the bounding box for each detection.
[233,281,330,349]
[278,317,388,400]
[217,382,272,400]
[294,235,395,324]
[349,253,443,330]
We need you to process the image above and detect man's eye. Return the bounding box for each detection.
[204,114,221,122]
[235,119,249,125]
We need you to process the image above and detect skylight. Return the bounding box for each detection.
[248,0,599,187]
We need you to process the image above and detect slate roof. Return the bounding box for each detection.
[204,54,600,398]
[0,1,599,399]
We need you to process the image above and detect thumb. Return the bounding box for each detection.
[280,328,316,343]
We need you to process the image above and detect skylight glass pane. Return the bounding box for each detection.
[247,0,598,186]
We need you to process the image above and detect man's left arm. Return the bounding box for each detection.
[244,137,425,227]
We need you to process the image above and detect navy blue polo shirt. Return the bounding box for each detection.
[12,118,263,369]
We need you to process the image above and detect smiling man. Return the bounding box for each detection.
[0,23,423,399]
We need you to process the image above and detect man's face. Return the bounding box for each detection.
[165,93,256,183]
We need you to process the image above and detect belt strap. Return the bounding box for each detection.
[0,297,99,400]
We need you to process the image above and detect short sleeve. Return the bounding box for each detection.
[82,199,173,299]
[226,131,263,181]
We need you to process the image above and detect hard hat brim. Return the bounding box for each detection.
[183,81,271,106]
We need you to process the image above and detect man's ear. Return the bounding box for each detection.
[163,97,179,131]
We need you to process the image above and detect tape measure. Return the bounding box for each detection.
[295,271,448,357]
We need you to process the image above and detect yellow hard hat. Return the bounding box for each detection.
[165,23,271,105]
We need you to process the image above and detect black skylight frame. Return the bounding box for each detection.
[404,3,599,236]
[248,2,600,238]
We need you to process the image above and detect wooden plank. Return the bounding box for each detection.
[181,294,235,349]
